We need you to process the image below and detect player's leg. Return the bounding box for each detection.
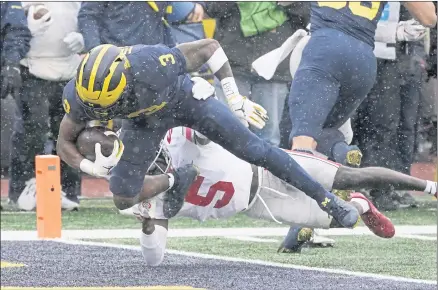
[333,166,437,197]
[176,95,359,228]
[109,119,172,208]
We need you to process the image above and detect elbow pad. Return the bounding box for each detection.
[139,225,168,266]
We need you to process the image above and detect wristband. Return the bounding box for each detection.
[79,159,94,176]
[220,77,240,100]
[206,47,228,74]
[166,173,175,189]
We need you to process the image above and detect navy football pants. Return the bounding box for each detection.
[110,94,330,205]
[289,28,377,158]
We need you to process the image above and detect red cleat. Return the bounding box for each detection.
[350,192,395,238]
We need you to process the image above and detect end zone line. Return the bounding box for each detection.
[52,238,436,285]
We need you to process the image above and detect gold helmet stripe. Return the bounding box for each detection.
[77,53,90,89]
[101,53,124,95]
[88,44,112,92]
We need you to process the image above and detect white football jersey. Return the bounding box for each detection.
[154,127,253,221]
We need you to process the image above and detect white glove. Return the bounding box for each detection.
[227,95,269,130]
[27,5,53,36]
[79,131,124,177]
[191,76,215,100]
[396,19,427,42]
[63,32,85,54]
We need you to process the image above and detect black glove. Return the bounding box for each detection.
[163,164,199,218]
[1,63,22,99]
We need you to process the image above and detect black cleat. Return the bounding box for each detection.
[163,164,200,218]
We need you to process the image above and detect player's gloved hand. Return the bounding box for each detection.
[227,95,269,130]
[396,19,427,42]
[27,5,53,36]
[191,76,215,100]
[0,62,22,99]
[79,131,124,177]
[63,32,85,54]
[163,164,200,218]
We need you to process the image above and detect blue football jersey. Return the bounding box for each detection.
[311,1,387,47]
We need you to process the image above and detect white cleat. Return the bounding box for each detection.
[310,229,335,247]
[17,178,79,211]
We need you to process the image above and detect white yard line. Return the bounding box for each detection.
[52,238,436,285]
[396,234,437,241]
[224,236,279,243]
[1,225,436,241]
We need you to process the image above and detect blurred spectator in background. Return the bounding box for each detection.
[0,2,30,99]
[417,3,437,162]
[78,1,174,51]
[353,3,430,210]
[6,2,83,211]
[167,2,216,84]
[205,2,309,146]
[1,1,31,211]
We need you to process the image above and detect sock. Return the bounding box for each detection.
[351,198,370,214]
[424,181,437,197]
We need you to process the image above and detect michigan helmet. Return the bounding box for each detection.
[75,44,132,120]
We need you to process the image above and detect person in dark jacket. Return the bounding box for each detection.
[0,1,31,99]
[78,1,174,51]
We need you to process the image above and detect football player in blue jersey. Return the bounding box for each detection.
[57,40,361,228]
[281,1,436,253]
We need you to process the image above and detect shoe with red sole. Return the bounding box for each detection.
[350,192,395,238]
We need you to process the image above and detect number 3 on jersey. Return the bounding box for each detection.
[185,176,235,209]
[159,54,175,66]
[318,1,382,21]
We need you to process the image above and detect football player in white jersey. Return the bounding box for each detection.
[80,126,437,266]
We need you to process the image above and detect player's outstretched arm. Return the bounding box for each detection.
[177,39,268,129]
[177,39,233,81]
[333,166,437,198]
[403,2,437,28]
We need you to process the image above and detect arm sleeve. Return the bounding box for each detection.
[135,44,187,91]
[77,2,106,51]
[1,2,31,64]
[139,225,168,266]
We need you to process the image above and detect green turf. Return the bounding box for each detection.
[94,236,437,281]
[1,198,436,230]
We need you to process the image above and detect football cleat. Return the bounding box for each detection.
[320,195,360,229]
[163,164,199,218]
[351,192,395,238]
[277,227,313,253]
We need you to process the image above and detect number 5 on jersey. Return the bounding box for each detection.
[185,176,235,209]
[318,1,381,21]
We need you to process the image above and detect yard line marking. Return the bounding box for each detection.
[224,236,279,243]
[52,239,436,285]
[396,234,437,241]
[1,225,436,241]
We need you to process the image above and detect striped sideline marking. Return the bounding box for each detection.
[53,238,436,285]
[1,287,204,290]
[1,225,436,241]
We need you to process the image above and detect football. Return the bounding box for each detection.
[76,127,119,161]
